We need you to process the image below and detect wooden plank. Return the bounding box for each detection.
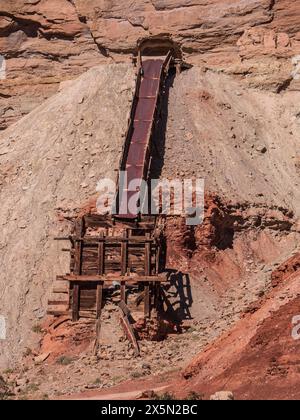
[93,319,102,355]
[66,236,155,244]
[121,230,128,276]
[72,284,80,322]
[74,240,83,275]
[53,287,69,294]
[63,274,166,282]
[156,244,161,274]
[80,301,96,310]
[47,304,69,312]
[48,300,69,306]
[50,316,71,330]
[154,283,162,312]
[145,232,151,276]
[96,282,103,319]
[79,290,97,298]
[135,291,145,307]
[79,311,97,320]
[120,316,140,356]
[47,310,70,316]
[98,232,105,275]
[119,301,131,318]
[144,282,150,318]
[75,217,86,237]
[120,281,126,303]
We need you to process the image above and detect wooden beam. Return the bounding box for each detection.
[47,310,70,317]
[121,230,128,276]
[119,301,131,318]
[154,283,162,312]
[156,245,161,275]
[144,282,150,318]
[48,300,69,306]
[98,232,105,275]
[145,232,151,276]
[93,318,102,355]
[120,281,126,303]
[119,303,140,356]
[135,291,145,307]
[96,282,104,319]
[74,240,83,275]
[59,235,154,244]
[63,274,167,283]
[75,217,86,237]
[72,284,80,322]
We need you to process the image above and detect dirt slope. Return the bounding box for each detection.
[181,257,300,400]
[0,61,299,378]
[0,63,135,368]
[160,67,300,216]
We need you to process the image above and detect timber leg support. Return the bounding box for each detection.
[72,283,80,322]
[121,281,126,303]
[144,282,150,319]
[96,282,104,319]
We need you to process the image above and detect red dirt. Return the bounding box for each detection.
[68,253,300,401]
[180,269,300,400]
[7,192,298,400]
[40,318,95,362]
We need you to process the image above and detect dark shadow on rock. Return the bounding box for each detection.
[160,269,193,330]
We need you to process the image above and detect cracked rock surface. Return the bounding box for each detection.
[1,0,300,129]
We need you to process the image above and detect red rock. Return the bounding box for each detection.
[0,0,300,129]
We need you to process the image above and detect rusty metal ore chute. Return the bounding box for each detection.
[48,42,181,354]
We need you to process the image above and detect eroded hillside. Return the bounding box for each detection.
[0,0,300,401]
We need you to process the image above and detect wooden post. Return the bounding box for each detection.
[144,282,150,319]
[145,232,151,276]
[74,240,83,275]
[120,230,128,304]
[121,281,126,303]
[156,245,161,275]
[144,233,152,318]
[121,230,128,276]
[98,232,105,275]
[72,283,79,322]
[96,282,103,319]
[154,283,161,313]
[75,217,86,237]
[93,318,102,356]
[73,234,82,321]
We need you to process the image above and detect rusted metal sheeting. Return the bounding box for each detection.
[118,59,166,219]
[139,78,160,98]
[135,98,156,121]
[142,60,164,78]
[131,121,151,144]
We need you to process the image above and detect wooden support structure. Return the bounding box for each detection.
[72,284,80,322]
[120,281,126,303]
[93,318,102,356]
[98,232,105,276]
[48,41,178,352]
[62,274,166,283]
[144,282,150,319]
[145,232,151,276]
[121,230,128,276]
[119,301,140,356]
[96,282,103,319]
[49,215,167,324]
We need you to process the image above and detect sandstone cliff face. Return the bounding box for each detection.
[1,0,300,129]
[0,0,106,130]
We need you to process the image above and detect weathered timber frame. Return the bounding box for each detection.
[48,215,166,322]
